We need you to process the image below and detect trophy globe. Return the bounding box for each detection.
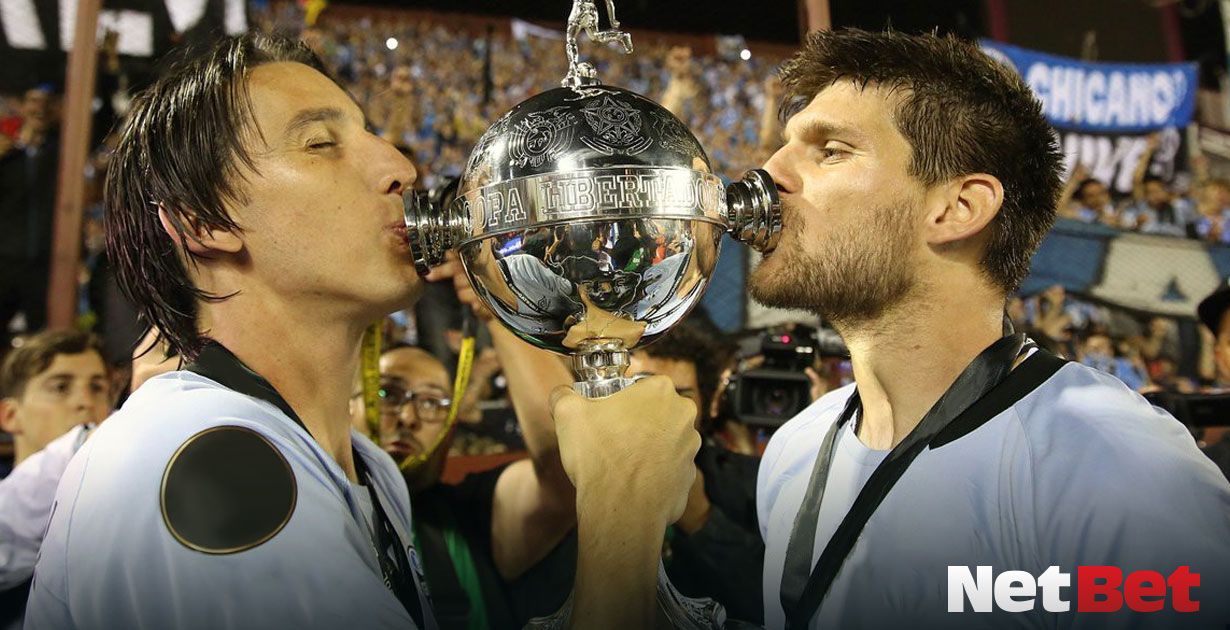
[405,2,780,399]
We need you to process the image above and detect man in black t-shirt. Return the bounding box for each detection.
[352,343,578,629]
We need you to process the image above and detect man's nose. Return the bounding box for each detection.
[399,406,421,431]
[762,146,798,196]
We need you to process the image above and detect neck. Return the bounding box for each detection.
[838,275,1004,450]
[202,294,368,483]
[12,438,33,467]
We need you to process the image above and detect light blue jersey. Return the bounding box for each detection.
[25,366,434,630]
[759,358,1230,629]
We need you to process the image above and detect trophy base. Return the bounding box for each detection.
[572,377,634,399]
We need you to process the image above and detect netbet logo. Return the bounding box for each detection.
[948,566,1200,613]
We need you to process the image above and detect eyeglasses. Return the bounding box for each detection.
[378,382,452,423]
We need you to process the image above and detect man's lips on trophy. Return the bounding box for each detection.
[386,218,411,251]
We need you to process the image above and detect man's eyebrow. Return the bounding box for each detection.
[284,107,347,136]
[785,120,864,145]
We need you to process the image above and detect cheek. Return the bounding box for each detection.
[415,423,445,443]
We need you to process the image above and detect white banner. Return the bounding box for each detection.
[510,18,562,42]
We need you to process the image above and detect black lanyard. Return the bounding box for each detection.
[186,341,427,629]
[779,330,1052,629]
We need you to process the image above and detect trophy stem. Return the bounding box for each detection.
[571,338,633,399]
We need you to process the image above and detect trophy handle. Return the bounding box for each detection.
[725,169,782,253]
[403,189,467,276]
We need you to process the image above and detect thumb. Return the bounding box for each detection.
[549,384,581,417]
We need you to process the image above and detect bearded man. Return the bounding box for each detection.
[747,29,1230,630]
[561,28,1230,630]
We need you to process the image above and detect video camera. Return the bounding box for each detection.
[1144,391,1230,429]
[723,324,848,429]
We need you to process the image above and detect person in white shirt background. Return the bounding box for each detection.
[0,330,110,629]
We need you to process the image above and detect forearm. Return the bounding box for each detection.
[660,79,688,120]
[1132,146,1153,200]
[492,325,572,467]
[572,489,667,630]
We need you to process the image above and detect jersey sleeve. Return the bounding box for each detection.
[25,389,416,630]
[1021,371,1230,629]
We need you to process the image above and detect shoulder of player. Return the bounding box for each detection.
[1008,360,1224,490]
[67,373,310,554]
[158,423,299,555]
[757,383,855,513]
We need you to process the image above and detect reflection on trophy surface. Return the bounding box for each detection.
[405,0,780,401]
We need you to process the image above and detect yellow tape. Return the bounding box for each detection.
[360,322,382,440]
[400,335,476,471]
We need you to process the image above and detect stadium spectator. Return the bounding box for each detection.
[0,330,109,629]
[1122,134,1196,237]
[0,87,59,342]
[0,330,108,467]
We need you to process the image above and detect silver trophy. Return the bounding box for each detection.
[404,0,780,400]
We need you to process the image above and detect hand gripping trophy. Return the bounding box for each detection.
[405,0,781,404]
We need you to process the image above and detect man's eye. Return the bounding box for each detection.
[308,140,337,150]
[821,147,848,160]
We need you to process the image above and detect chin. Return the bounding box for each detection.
[748,266,804,310]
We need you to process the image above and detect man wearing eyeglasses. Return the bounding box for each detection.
[350,342,579,629]
[361,347,455,491]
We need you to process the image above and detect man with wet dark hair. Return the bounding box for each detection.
[27,32,700,630]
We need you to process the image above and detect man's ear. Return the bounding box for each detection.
[156,205,243,256]
[0,398,22,435]
[924,173,1004,247]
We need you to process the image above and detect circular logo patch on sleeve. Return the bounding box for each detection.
[160,426,297,554]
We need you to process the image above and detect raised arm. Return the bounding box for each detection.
[426,255,578,580]
[552,378,700,630]
[1131,133,1160,203]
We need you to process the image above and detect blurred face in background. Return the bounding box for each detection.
[390,66,413,96]
[1144,180,1170,210]
[377,347,453,470]
[0,350,109,464]
[629,351,703,426]
[21,88,50,125]
[1214,310,1230,385]
[1077,180,1111,211]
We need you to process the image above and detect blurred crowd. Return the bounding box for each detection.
[1058,134,1230,243]
[253,4,783,188]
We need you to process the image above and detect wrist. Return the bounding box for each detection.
[576,482,675,533]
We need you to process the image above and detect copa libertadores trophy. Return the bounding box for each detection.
[405,0,780,402]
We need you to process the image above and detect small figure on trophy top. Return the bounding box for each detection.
[563,0,634,88]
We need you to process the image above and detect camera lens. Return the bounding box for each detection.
[754,384,804,418]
